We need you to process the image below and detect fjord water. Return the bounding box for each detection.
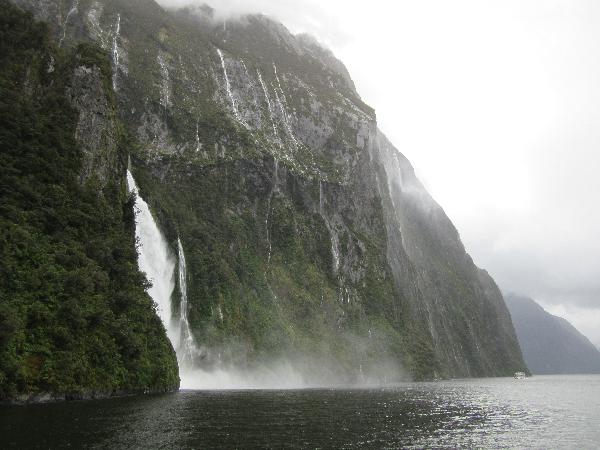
[2,375,599,449]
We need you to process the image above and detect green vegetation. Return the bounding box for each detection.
[0,2,178,400]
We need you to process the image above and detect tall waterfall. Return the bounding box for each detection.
[127,170,199,386]
[126,170,177,344]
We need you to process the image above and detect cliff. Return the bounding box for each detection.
[0,1,178,402]
[6,0,527,386]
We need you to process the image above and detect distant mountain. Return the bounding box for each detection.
[505,294,600,374]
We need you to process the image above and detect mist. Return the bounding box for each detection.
[179,354,409,390]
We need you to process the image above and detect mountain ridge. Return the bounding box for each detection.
[505,293,600,374]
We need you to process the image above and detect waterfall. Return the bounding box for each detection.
[331,231,340,274]
[240,59,250,79]
[264,159,279,265]
[319,180,323,214]
[217,48,243,124]
[195,120,202,153]
[126,170,177,345]
[257,69,278,137]
[265,194,273,264]
[175,238,199,369]
[157,53,171,108]
[318,180,340,274]
[112,14,121,91]
[127,170,201,387]
[59,0,79,48]
[272,63,299,146]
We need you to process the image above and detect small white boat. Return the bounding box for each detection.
[514,371,526,379]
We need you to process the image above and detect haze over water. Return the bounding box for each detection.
[2,375,599,448]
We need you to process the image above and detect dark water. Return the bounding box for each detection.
[2,375,599,449]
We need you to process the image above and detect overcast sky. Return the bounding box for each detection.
[160,0,600,347]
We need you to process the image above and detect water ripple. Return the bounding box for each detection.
[1,375,599,449]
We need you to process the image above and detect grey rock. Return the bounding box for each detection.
[66,64,121,187]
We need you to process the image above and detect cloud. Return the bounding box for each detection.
[156,0,350,45]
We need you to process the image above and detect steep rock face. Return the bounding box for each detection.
[66,64,121,186]
[505,294,600,374]
[0,2,178,401]
[12,0,527,380]
[375,134,524,376]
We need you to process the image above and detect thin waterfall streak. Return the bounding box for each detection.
[265,191,273,264]
[240,59,250,78]
[177,238,199,367]
[157,53,171,107]
[265,159,279,266]
[59,0,79,48]
[319,180,323,215]
[195,120,201,152]
[257,69,278,137]
[318,180,340,275]
[272,63,298,146]
[112,14,121,91]
[217,48,244,125]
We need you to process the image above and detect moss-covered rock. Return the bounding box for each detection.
[0,1,178,401]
